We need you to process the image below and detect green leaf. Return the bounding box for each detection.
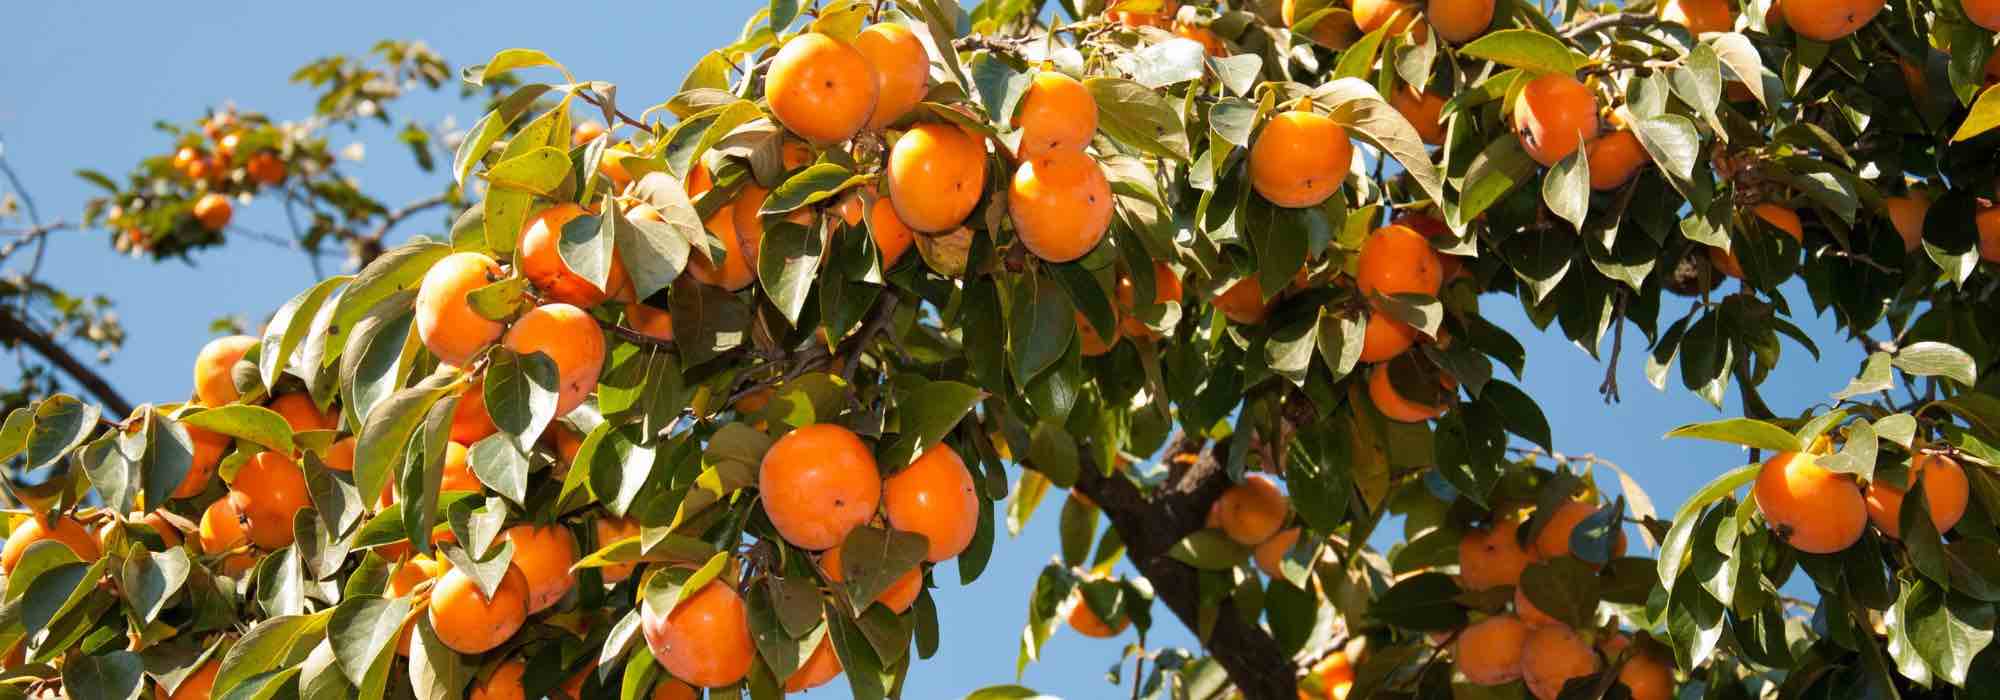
[466,434,529,505]
[469,48,565,85]
[756,221,822,324]
[62,650,145,700]
[339,294,419,429]
[214,613,332,696]
[1085,77,1190,162]
[761,163,859,214]
[483,349,560,455]
[180,405,295,455]
[1370,572,1466,631]
[121,549,192,625]
[1009,276,1075,383]
[960,685,1056,700]
[588,424,659,519]
[882,380,986,471]
[1315,308,1366,383]
[1317,78,1448,210]
[353,372,455,510]
[1541,144,1590,231]
[1521,559,1600,630]
[1451,135,1537,228]
[836,525,930,613]
[406,616,468,700]
[25,394,98,471]
[1632,115,1701,196]
[328,595,410,693]
[325,242,449,368]
[621,172,700,300]
[487,147,571,195]
[1951,84,2000,142]
[1894,341,1978,387]
[1026,421,1080,488]
[1707,33,1768,108]
[260,276,347,389]
[465,276,531,321]
[1458,29,1591,75]
[1663,418,1800,452]
[1831,352,1894,401]
[1165,529,1248,570]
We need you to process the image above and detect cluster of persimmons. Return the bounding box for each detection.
[107,111,292,255]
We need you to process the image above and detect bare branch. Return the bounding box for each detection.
[0,306,134,417]
[366,192,453,242]
[1560,12,1658,38]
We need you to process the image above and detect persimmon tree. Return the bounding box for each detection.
[6,0,2000,699]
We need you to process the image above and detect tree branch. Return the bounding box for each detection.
[366,193,452,243]
[1560,12,1656,38]
[0,306,134,417]
[1073,437,1299,700]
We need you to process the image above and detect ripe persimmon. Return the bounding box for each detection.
[1283,0,1361,48]
[1357,224,1444,299]
[1587,130,1646,191]
[1457,516,1532,591]
[1600,635,1675,700]
[440,440,482,493]
[1512,73,1599,167]
[1108,0,1178,27]
[247,151,286,186]
[1253,526,1302,579]
[388,555,448,655]
[1014,71,1098,158]
[179,424,229,498]
[519,203,632,309]
[759,423,881,551]
[887,122,986,233]
[856,23,929,130]
[1533,499,1625,561]
[1662,0,1734,34]
[573,120,607,146]
[1522,625,1600,700]
[1351,0,1427,41]
[1883,193,1928,253]
[470,659,526,700]
[173,146,204,174]
[1754,451,1866,554]
[625,302,673,342]
[1210,473,1289,546]
[1780,0,1884,41]
[1976,204,2000,263]
[1391,87,1448,145]
[885,442,980,562]
[154,659,219,700]
[1456,614,1529,684]
[1430,0,1494,42]
[416,252,507,367]
[1249,108,1353,208]
[822,539,924,613]
[767,32,879,144]
[100,511,182,551]
[501,303,607,418]
[501,523,577,613]
[1866,453,1969,539]
[1515,586,1559,627]
[642,579,755,688]
[194,193,232,232]
[1011,147,1113,263]
[1116,263,1183,338]
[676,195,757,292]
[231,451,311,548]
[197,496,249,555]
[429,563,530,654]
[867,196,916,269]
[1359,311,1419,363]
[593,517,642,584]
[322,435,356,471]
[1369,364,1449,422]
[783,635,843,692]
[1173,18,1228,56]
[192,334,258,406]
[268,392,335,432]
[1214,276,1272,325]
[1079,312,1117,357]
[1067,592,1129,638]
[1,513,101,573]
[1709,203,1803,279]
[451,377,498,444]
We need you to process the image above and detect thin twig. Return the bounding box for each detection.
[0,135,53,313]
[366,192,452,242]
[1560,12,1657,38]
[0,306,134,417]
[574,91,650,134]
[1599,291,1627,404]
[840,293,900,381]
[0,222,70,261]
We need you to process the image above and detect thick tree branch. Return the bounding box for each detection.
[0,307,134,417]
[1074,437,1298,700]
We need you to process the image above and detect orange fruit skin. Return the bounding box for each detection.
[1780,0,1884,41]
[885,442,980,562]
[1011,147,1113,263]
[648,679,698,700]
[682,195,756,291]
[1883,194,1929,253]
[1976,205,2000,264]
[1115,264,1184,339]
[322,436,356,472]
[867,197,916,269]
[1971,0,2000,31]
[1867,453,1969,539]
[1283,0,1361,48]
[198,496,250,555]
[1306,652,1355,699]
[501,303,607,419]
[1107,0,1179,27]
[470,659,527,700]
[451,378,499,444]
[1512,74,1600,167]
[1079,312,1117,357]
[1521,625,1601,700]
[269,393,336,433]
[767,32,879,144]
[1067,593,1130,638]
[1662,0,1734,34]
[2,514,102,573]
[1429,0,1494,42]
[822,539,924,613]
[193,335,258,406]
[179,425,229,498]
[642,580,755,688]
[623,302,673,343]
[1351,0,1427,41]
[1456,614,1530,684]
[416,252,507,367]
[1370,365,1448,423]
[1604,639,1675,700]
[758,424,881,551]
[1754,451,1866,554]
[101,511,184,551]
[247,152,287,186]
[1359,310,1419,363]
[594,517,642,584]
[1515,586,1559,627]
[232,451,311,549]
[194,193,233,232]
[1711,204,1805,279]
[1586,130,1646,191]
[173,146,203,173]
[441,441,482,493]
[1390,88,1448,145]
[1534,500,1626,560]
[1249,110,1353,208]
[573,120,607,146]
[502,523,577,613]
[428,564,531,654]
[1457,517,1532,591]
[519,204,632,309]
[856,23,930,130]
[1174,20,1229,56]
[1211,473,1290,546]
[1253,526,1302,579]
[1357,225,1444,299]
[1014,72,1098,159]
[388,555,448,656]
[783,635,843,692]
[1214,277,1272,325]
[154,659,220,700]
[887,123,988,233]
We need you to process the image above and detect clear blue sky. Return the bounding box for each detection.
[1,2,1867,697]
